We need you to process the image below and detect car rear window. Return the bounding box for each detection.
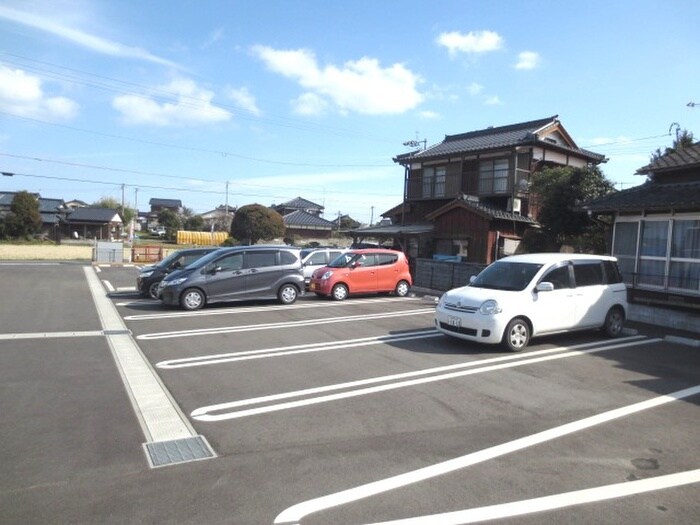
[245,251,277,268]
[573,262,605,287]
[377,254,399,265]
[280,251,299,265]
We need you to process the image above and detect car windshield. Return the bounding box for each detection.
[327,252,358,268]
[470,261,543,291]
[155,250,183,269]
[182,249,221,270]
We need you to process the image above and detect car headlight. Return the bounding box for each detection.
[164,277,188,287]
[139,270,154,278]
[479,299,502,315]
[321,270,334,280]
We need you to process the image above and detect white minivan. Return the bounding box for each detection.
[434,253,628,351]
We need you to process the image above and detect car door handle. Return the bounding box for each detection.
[249,269,258,273]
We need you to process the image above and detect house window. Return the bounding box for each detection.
[422,167,446,198]
[638,220,669,287]
[612,221,639,284]
[614,217,700,294]
[478,159,509,194]
[669,219,700,292]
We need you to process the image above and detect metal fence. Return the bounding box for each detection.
[414,258,486,291]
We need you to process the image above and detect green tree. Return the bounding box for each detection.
[650,128,694,162]
[184,215,204,231]
[527,166,616,253]
[4,190,42,239]
[158,208,182,240]
[91,196,135,227]
[230,204,285,244]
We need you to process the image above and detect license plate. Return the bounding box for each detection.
[448,316,461,327]
[309,283,316,291]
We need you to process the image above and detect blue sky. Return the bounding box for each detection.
[1,0,698,224]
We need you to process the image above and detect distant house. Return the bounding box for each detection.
[583,141,700,309]
[64,208,123,240]
[199,204,235,232]
[149,198,182,213]
[282,209,335,240]
[147,198,183,229]
[64,199,89,210]
[272,197,324,217]
[37,197,68,236]
[352,116,605,264]
[332,214,361,230]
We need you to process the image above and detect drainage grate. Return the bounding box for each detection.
[144,435,215,468]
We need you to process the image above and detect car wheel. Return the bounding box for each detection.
[148,281,161,299]
[502,317,530,352]
[180,288,205,311]
[602,307,625,338]
[278,284,299,305]
[331,283,348,301]
[394,280,410,297]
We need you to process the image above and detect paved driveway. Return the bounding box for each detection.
[1,262,699,524]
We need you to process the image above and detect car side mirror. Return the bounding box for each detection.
[208,265,222,274]
[536,282,554,292]
[351,261,362,268]
[469,275,477,284]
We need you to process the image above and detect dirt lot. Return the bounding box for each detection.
[0,244,100,260]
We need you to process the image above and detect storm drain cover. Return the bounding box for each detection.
[144,435,215,468]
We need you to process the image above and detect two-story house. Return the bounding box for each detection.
[353,116,605,264]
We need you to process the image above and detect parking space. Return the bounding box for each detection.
[1,263,699,524]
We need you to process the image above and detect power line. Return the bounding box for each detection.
[0,110,392,168]
[0,152,401,197]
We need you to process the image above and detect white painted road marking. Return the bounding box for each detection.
[366,469,700,524]
[157,329,441,368]
[273,384,700,525]
[137,308,436,340]
[84,266,196,443]
[192,336,654,422]
[0,330,104,340]
[123,296,422,320]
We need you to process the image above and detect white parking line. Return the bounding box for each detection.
[366,469,700,524]
[273,384,700,525]
[102,279,115,292]
[192,336,654,422]
[137,308,436,340]
[123,296,421,320]
[84,266,195,443]
[157,329,441,368]
[0,330,103,340]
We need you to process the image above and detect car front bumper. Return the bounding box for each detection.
[434,305,505,344]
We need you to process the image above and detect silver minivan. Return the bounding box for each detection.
[159,245,304,310]
[300,247,348,287]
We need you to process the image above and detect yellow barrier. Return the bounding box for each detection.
[176,230,229,246]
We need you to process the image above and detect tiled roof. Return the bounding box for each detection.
[426,198,538,224]
[275,196,324,211]
[351,223,434,236]
[38,198,65,213]
[283,209,334,229]
[582,181,700,212]
[396,115,604,164]
[636,142,700,174]
[65,208,122,223]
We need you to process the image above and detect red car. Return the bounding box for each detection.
[309,248,412,300]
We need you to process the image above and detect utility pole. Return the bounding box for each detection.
[370,206,374,226]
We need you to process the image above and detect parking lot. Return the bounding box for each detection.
[1,262,699,524]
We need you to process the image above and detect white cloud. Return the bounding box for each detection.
[467,82,484,96]
[436,30,504,56]
[419,110,440,119]
[292,93,329,116]
[252,45,424,115]
[484,95,503,106]
[0,65,78,120]
[0,5,181,69]
[227,87,261,116]
[202,27,225,49]
[515,51,541,70]
[112,78,231,126]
